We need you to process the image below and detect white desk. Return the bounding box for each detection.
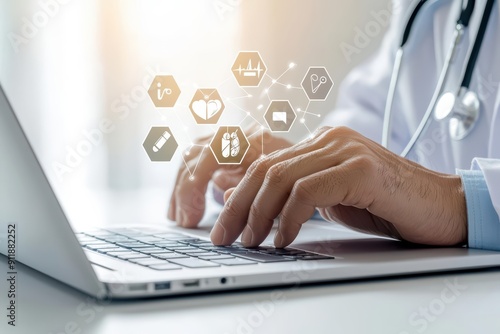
[2,257,500,334]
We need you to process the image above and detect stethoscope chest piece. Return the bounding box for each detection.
[435,87,480,140]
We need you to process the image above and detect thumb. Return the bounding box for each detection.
[224,188,236,203]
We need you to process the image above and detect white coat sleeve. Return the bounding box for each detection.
[458,159,500,251]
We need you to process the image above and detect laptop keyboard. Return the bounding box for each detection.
[77,228,334,271]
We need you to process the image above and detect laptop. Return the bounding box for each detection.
[1,84,500,299]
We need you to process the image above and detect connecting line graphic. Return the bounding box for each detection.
[245,126,266,157]
[169,61,329,181]
[257,63,297,103]
[181,143,210,181]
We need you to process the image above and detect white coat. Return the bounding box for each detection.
[324,0,500,224]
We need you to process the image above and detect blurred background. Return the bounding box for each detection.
[0,0,389,227]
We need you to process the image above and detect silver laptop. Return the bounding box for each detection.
[1,84,500,299]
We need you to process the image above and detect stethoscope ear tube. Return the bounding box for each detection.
[399,25,463,157]
[383,0,494,157]
[434,0,494,140]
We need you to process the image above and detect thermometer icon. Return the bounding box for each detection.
[153,131,171,152]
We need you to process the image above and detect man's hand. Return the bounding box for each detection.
[209,126,467,248]
[168,125,292,228]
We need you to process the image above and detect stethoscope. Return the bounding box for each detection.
[382,0,495,157]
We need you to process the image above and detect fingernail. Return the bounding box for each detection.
[210,221,225,245]
[274,231,284,248]
[241,228,253,246]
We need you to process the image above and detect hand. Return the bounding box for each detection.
[210,126,467,248]
[168,124,292,228]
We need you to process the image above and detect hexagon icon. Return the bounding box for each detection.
[231,51,267,87]
[210,126,250,165]
[147,75,181,108]
[189,89,225,124]
[264,100,296,132]
[301,67,334,101]
[143,127,178,162]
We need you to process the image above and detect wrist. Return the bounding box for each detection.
[442,175,467,246]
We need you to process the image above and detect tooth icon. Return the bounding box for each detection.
[153,131,171,152]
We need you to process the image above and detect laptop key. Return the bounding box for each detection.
[233,252,295,263]
[91,243,120,249]
[297,255,334,260]
[168,258,220,268]
[101,248,130,253]
[132,247,168,253]
[132,236,164,243]
[201,246,248,254]
[115,242,151,248]
[153,253,190,260]
[211,258,257,266]
[114,252,150,260]
[165,246,199,251]
[152,242,183,248]
[129,257,168,266]
[198,254,235,260]
[86,230,115,237]
[191,252,221,257]
[178,249,212,254]
[101,236,131,242]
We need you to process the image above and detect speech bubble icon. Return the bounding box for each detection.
[272,111,287,124]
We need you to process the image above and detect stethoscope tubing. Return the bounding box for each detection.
[382,0,494,158]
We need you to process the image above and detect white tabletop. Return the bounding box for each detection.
[2,257,500,334]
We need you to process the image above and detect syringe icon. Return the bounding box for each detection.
[152,131,171,152]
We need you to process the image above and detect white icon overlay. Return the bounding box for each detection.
[153,131,172,152]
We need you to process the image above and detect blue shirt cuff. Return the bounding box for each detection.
[458,169,500,251]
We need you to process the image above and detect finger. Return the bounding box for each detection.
[224,188,235,202]
[211,133,339,246]
[174,144,219,228]
[241,148,335,247]
[211,168,242,205]
[212,168,245,191]
[167,137,211,221]
[210,156,269,245]
[276,166,351,248]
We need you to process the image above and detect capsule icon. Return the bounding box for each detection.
[153,131,171,152]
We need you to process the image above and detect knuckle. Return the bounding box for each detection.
[249,204,265,221]
[224,196,241,218]
[265,163,288,185]
[326,126,352,138]
[246,157,270,180]
[350,154,375,172]
[314,126,332,137]
[290,179,314,204]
